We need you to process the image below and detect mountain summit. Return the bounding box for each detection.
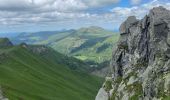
[96,6,170,100]
[0,38,13,47]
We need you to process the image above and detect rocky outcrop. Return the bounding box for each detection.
[0,38,13,47]
[96,6,170,100]
[95,88,109,100]
[0,87,8,100]
[20,43,48,54]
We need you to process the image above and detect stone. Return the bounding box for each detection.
[119,16,138,34]
[95,88,109,100]
[0,87,8,100]
[127,76,136,85]
[96,6,170,100]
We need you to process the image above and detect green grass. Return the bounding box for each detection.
[104,79,112,92]
[74,55,88,61]
[12,26,119,64]
[126,82,143,100]
[0,46,103,100]
[71,34,119,63]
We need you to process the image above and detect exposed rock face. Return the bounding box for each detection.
[20,43,48,54]
[96,6,170,100]
[0,38,13,47]
[0,87,8,100]
[95,88,109,100]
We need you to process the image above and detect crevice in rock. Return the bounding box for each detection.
[116,52,123,77]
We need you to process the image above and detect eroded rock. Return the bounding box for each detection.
[97,6,170,100]
[0,87,8,100]
[95,88,109,100]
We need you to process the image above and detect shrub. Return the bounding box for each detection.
[114,76,122,84]
[126,82,143,100]
[104,80,113,92]
[118,44,128,51]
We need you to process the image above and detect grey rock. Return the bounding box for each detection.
[0,87,8,100]
[127,76,136,85]
[95,88,109,100]
[97,6,170,100]
[119,16,138,34]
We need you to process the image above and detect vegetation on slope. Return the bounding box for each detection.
[0,45,103,100]
[72,34,119,63]
[11,26,119,64]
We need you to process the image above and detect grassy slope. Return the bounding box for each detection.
[0,46,103,100]
[49,27,119,63]
[73,34,119,63]
[11,26,119,63]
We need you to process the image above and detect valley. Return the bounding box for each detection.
[11,26,119,64]
[0,38,103,100]
[11,26,119,77]
[0,1,169,99]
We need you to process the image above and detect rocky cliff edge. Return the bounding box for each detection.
[96,6,170,100]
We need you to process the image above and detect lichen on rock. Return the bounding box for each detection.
[96,6,170,100]
[0,86,8,100]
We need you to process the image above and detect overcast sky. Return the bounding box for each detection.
[0,0,170,32]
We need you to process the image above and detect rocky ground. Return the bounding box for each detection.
[0,87,8,100]
[96,6,170,100]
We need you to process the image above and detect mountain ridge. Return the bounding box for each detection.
[0,38,103,100]
[96,6,170,100]
[10,26,119,77]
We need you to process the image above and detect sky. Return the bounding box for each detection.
[0,0,170,33]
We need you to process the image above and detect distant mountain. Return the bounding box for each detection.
[0,38,103,100]
[12,26,119,63]
[0,32,21,38]
[11,30,75,45]
[0,38,13,47]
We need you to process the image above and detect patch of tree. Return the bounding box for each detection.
[71,37,108,53]
[96,43,111,53]
[58,56,91,72]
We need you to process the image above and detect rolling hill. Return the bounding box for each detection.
[11,26,119,64]
[0,38,103,100]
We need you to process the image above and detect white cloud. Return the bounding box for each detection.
[112,0,170,19]
[82,0,120,7]
[0,0,120,12]
[112,7,148,19]
[130,0,141,5]
[0,0,121,27]
[0,0,169,32]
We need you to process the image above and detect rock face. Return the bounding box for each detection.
[20,43,48,54]
[95,88,109,100]
[0,87,8,100]
[96,6,170,100]
[0,38,13,47]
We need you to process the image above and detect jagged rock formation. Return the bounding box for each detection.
[95,88,109,100]
[96,6,170,100]
[0,38,13,47]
